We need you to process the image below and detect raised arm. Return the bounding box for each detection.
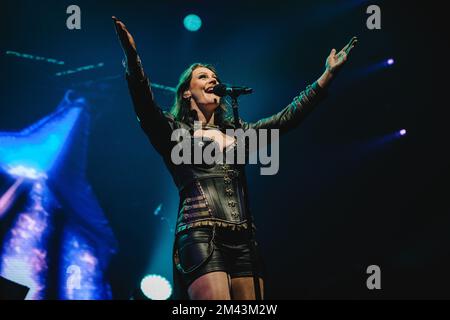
[318,36,358,88]
[113,16,175,155]
[243,36,357,135]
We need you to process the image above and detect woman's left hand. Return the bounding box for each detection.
[325,36,358,74]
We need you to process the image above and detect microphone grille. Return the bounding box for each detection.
[212,84,227,97]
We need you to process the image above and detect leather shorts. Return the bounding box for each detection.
[174,227,265,288]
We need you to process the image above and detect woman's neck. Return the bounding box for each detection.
[191,105,215,125]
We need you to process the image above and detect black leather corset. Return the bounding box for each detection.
[175,163,248,234]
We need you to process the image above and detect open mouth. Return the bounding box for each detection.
[204,87,215,93]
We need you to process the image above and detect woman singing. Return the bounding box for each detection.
[113,16,356,300]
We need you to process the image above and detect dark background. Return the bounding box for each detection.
[1,0,448,299]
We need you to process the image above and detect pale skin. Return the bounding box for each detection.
[113,16,356,300]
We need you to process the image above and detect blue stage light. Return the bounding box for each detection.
[60,227,109,300]
[184,14,202,32]
[153,203,163,216]
[0,180,52,300]
[387,58,394,65]
[0,108,82,173]
[140,274,172,300]
[0,91,117,299]
[399,129,406,136]
[6,165,47,180]
[5,50,65,65]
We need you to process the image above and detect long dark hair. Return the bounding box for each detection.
[170,63,229,125]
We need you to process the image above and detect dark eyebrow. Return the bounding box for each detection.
[198,72,218,78]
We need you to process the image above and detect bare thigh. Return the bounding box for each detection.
[231,277,264,300]
[188,271,232,300]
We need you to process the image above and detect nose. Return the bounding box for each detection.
[209,78,218,86]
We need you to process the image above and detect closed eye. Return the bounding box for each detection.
[198,74,218,81]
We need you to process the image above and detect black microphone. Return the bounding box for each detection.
[212,83,253,97]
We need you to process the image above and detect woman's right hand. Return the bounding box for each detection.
[112,16,138,58]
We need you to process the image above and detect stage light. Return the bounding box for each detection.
[60,228,106,300]
[399,129,406,136]
[140,274,172,300]
[0,91,117,299]
[184,14,202,32]
[0,181,52,299]
[6,165,47,180]
[5,50,65,65]
[0,107,82,173]
[153,203,162,216]
[55,62,105,77]
[387,58,394,65]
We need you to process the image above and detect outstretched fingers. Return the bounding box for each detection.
[342,36,358,55]
[341,37,355,51]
